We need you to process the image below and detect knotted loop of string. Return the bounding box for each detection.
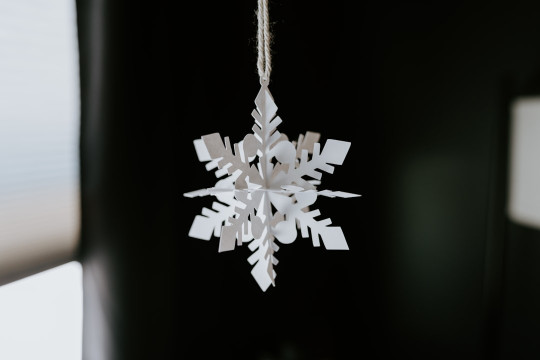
[257,0,271,83]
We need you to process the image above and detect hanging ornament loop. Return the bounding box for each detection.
[257,0,272,83]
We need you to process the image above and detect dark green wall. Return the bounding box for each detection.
[77,1,540,359]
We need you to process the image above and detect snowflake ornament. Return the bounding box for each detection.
[184,80,360,291]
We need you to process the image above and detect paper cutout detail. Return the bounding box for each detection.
[184,80,360,291]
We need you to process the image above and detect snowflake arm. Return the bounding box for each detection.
[218,190,263,252]
[270,139,352,190]
[188,195,238,241]
[269,191,350,250]
[202,133,264,188]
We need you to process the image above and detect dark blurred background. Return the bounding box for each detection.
[76,0,540,359]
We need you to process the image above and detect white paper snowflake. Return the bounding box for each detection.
[184,80,360,291]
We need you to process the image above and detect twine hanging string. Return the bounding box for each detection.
[257,0,271,82]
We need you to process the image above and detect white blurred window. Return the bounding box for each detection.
[0,0,82,359]
[508,97,540,229]
[0,261,82,360]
